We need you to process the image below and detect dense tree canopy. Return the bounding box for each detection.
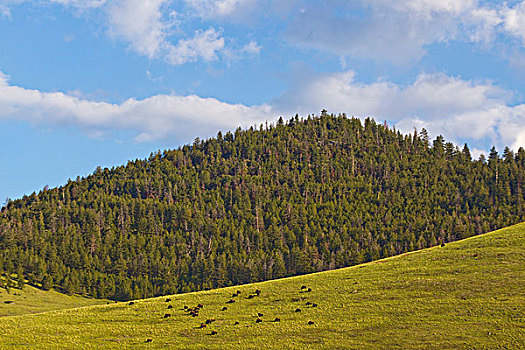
[1,114,524,300]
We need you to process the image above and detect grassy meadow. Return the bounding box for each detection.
[0,222,524,349]
[0,284,108,317]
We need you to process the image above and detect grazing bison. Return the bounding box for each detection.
[210,331,218,335]
[301,285,307,290]
[257,312,263,317]
[247,295,255,299]
[205,319,215,324]
[165,298,171,302]
[295,308,301,312]
[255,318,263,323]
[307,288,312,292]
[306,302,312,306]
[312,303,318,308]
[308,320,315,325]
[167,305,173,309]
[226,299,235,304]
[198,323,206,329]
[255,289,261,296]
[237,290,241,294]
[222,307,228,311]
[232,293,238,297]
[163,313,171,318]
[197,304,203,308]
[128,301,134,305]
[145,339,152,343]
[273,318,280,322]
[234,321,240,325]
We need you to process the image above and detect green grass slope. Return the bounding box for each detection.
[1,223,524,349]
[0,285,108,317]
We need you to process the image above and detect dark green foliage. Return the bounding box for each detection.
[41,274,53,291]
[1,114,524,300]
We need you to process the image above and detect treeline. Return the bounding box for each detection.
[1,114,524,300]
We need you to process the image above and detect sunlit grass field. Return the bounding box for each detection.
[1,222,524,349]
[0,284,108,317]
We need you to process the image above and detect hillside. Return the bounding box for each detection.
[0,284,107,317]
[1,114,524,300]
[0,222,523,349]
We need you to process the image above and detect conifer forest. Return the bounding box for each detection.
[1,114,524,300]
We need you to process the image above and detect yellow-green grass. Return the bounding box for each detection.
[1,223,524,349]
[0,285,108,317]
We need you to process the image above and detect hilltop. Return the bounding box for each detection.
[1,114,524,300]
[0,222,523,349]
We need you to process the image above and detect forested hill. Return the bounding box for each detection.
[1,114,524,301]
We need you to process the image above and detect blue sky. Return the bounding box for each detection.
[1,0,525,202]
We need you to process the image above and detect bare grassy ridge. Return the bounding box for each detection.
[0,223,524,349]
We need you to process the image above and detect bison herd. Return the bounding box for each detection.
[139,284,318,342]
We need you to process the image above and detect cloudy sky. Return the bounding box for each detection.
[1,0,525,201]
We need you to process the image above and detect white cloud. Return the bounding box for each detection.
[49,0,106,8]
[106,0,258,65]
[1,68,523,151]
[223,40,261,61]
[2,68,523,151]
[284,0,525,64]
[108,0,171,58]
[166,28,225,65]
[501,1,525,43]
[284,2,459,63]
[1,0,256,65]
[240,40,261,55]
[0,71,272,142]
[183,0,255,18]
[0,0,26,17]
[274,70,525,151]
[384,0,476,17]
[98,0,525,64]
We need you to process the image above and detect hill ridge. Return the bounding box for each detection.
[1,114,524,301]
